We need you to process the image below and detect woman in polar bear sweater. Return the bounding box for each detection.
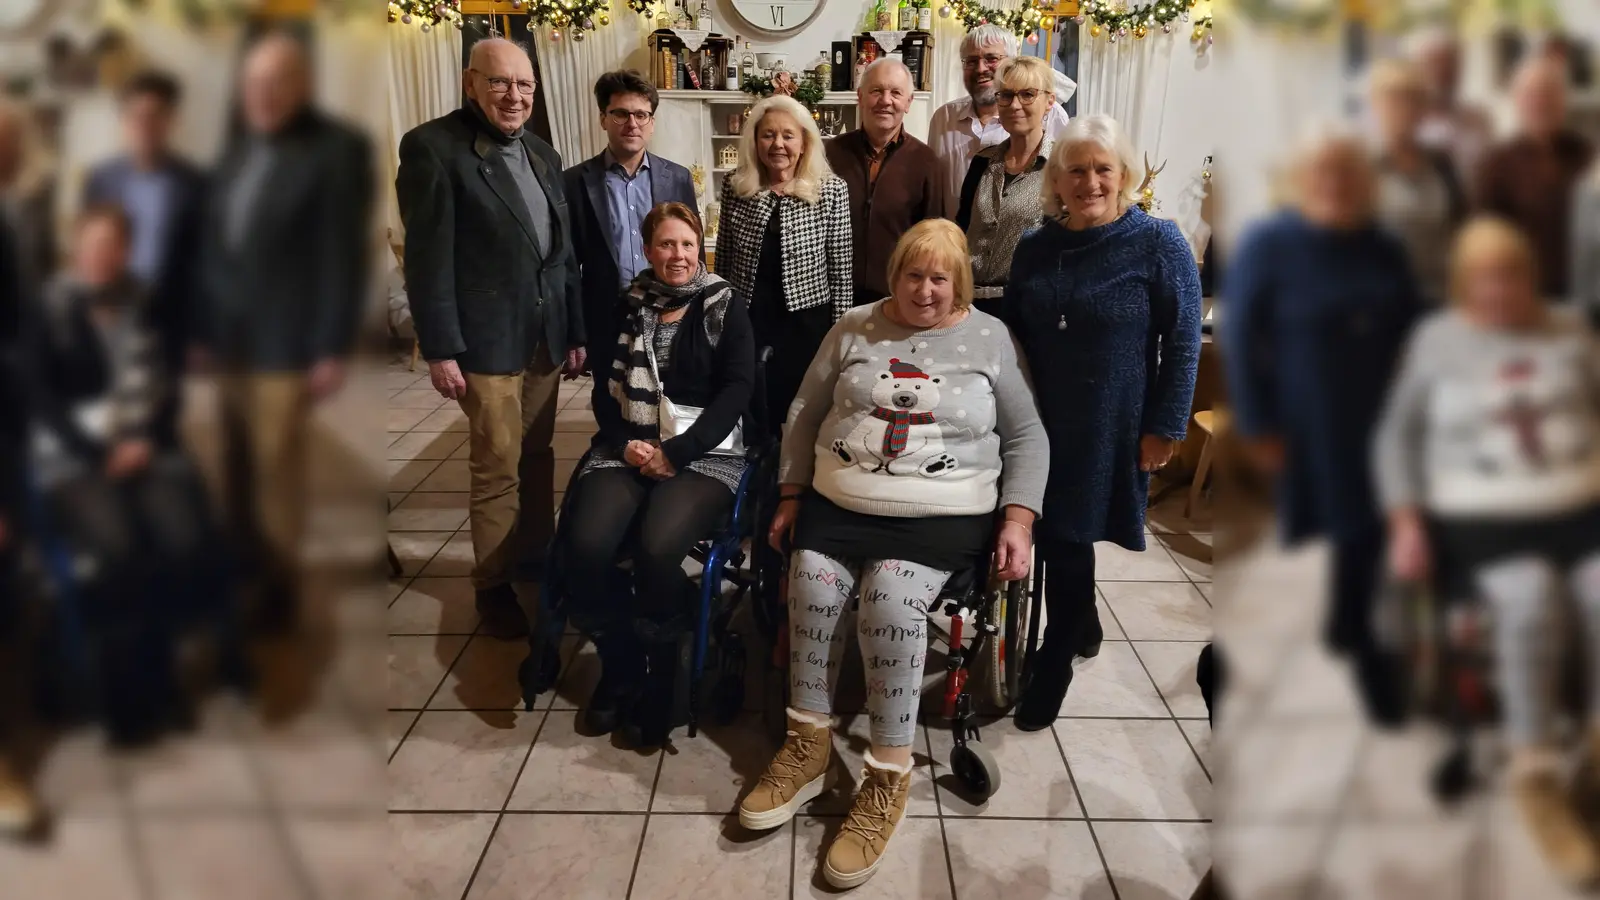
[735,219,1047,890]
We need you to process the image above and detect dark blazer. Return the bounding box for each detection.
[564,151,698,365]
[591,287,754,472]
[83,154,207,376]
[398,108,582,375]
[196,108,374,372]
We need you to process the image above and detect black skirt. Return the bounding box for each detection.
[791,492,992,574]
[1428,503,1600,599]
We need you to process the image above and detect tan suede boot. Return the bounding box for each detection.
[1511,748,1600,889]
[739,708,833,831]
[823,751,912,889]
[0,759,40,837]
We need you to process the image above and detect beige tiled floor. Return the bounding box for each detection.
[384,362,1216,900]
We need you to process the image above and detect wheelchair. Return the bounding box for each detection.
[517,349,781,740]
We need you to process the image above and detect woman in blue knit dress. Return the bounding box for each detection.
[1002,115,1203,730]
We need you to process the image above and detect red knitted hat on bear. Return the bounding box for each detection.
[888,358,928,380]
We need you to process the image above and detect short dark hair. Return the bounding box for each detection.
[77,204,133,242]
[642,201,702,246]
[593,70,658,114]
[121,70,182,107]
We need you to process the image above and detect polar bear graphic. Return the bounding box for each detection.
[832,358,959,477]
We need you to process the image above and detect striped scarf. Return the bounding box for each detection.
[869,406,936,457]
[608,265,732,442]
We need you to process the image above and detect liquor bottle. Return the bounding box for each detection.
[874,0,892,30]
[740,39,757,82]
[898,0,914,31]
[917,0,932,31]
[655,0,671,29]
[696,0,713,32]
[673,0,692,30]
[853,49,867,89]
[700,52,718,90]
[726,54,739,90]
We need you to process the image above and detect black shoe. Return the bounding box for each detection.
[475,585,529,640]
[620,644,681,748]
[1016,641,1073,731]
[1077,616,1103,660]
[1353,647,1409,730]
[584,671,628,735]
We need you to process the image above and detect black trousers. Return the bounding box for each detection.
[1035,536,1099,657]
[563,467,734,631]
[1326,529,1383,656]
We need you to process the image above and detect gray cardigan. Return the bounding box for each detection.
[778,302,1049,519]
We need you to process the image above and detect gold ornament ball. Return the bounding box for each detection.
[1192,25,1204,40]
[1089,23,1100,36]
[1133,24,1146,38]
[1041,15,1053,28]
[598,12,609,24]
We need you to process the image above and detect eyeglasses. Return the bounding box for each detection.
[471,69,535,96]
[962,53,1006,69]
[996,89,1045,107]
[606,109,654,125]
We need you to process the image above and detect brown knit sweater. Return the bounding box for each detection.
[1473,130,1593,298]
[824,128,950,307]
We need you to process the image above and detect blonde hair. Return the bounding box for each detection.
[995,55,1056,95]
[1448,216,1539,306]
[0,96,52,200]
[886,219,974,310]
[1042,114,1142,219]
[1367,57,1427,101]
[730,95,831,204]
[1277,121,1374,215]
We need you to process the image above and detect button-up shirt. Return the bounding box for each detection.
[928,97,1070,216]
[119,167,178,284]
[603,149,654,287]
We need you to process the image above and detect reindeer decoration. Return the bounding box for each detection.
[1135,153,1167,214]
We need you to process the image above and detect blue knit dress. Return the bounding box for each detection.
[1003,208,1203,550]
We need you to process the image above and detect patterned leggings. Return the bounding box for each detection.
[786,550,952,747]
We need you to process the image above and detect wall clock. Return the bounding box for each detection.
[727,0,827,37]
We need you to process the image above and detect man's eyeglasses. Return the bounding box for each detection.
[606,109,654,125]
[962,53,1005,69]
[996,89,1044,107]
[471,69,535,96]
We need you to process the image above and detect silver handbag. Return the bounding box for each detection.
[647,329,746,457]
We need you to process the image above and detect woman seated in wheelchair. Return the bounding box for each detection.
[1374,215,1600,888]
[742,219,1047,889]
[565,201,755,746]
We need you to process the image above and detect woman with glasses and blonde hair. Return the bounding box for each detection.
[1220,124,1425,726]
[1002,114,1203,728]
[955,54,1055,318]
[715,94,852,434]
[1373,216,1600,887]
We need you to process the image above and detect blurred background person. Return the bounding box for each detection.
[1003,115,1202,729]
[928,24,1071,215]
[1473,54,1592,301]
[83,69,207,441]
[956,55,1056,319]
[715,94,852,435]
[0,96,58,292]
[195,30,374,633]
[1568,159,1600,329]
[1220,126,1425,726]
[1408,27,1492,192]
[1368,57,1466,306]
[825,57,948,309]
[1373,217,1600,888]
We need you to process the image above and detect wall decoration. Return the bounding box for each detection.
[1075,0,1210,43]
[940,0,1054,37]
[728,0,828,38]
[388,0,467,31]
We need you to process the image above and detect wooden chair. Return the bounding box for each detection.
[1185,407,1227,519]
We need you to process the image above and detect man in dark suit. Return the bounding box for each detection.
[83,70,206,440]
[194,30,374,631]
[563,70,698,360]
[396,37,585,639]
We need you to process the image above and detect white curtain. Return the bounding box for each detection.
[386,24,463,238]
[1075,29,1172,172]
[532,18,654,166]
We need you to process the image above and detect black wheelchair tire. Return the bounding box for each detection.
[950,742,1002,800]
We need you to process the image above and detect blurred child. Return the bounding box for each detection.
[1373,216,1600,886]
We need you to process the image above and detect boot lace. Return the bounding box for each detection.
[759,730,821,790]
[840,771,898,846]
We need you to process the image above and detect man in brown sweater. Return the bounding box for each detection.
[824,58,948,308]
[1474,54,1593,299]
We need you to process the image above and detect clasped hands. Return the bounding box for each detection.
[624,439,677,480]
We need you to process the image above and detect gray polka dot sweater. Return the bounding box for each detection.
[778,301,1050,519]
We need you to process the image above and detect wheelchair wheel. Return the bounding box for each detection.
[981,574,1032,709]
[950,742,1002,800]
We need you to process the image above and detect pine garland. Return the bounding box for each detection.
[1078,0,1206,42]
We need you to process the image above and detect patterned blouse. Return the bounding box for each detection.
[581,318,748,493]
[960,135,1055,288]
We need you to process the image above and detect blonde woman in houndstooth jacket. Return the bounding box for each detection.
[716,94,853,436]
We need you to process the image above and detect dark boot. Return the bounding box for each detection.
[585,630,642,735]
[621,638,685,748]
[1077,613,1103,659]
[475,584,529,640]
[1016,637,1074,731]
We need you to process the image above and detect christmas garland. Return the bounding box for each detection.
[1077,0,1211,42]
[388,0,617,38]
[937,0,1054,39]
[387,0,466,30]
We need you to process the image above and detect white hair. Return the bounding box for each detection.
[961,24,1018,59]
[1401,25,1457,60]
[860,56,913,90]
[1042,115,1141,218]
[730,94,832,204]
[1277,119,1375,211]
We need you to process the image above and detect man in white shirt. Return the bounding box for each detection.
[927,24,1074,213]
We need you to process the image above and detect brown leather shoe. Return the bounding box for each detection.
[823,752,912,889]
[739,709,833,831]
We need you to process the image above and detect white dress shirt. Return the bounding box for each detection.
[928,96,1071,215]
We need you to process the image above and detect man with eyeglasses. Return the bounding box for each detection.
[564,69,698,361]
[397,37,585,639]
[927,23,1074,214]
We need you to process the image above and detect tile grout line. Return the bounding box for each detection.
[1050,723,1121,900]
[237,717,327,900]
[455,707,553,900]
[112,739,162,900]
[1121,638,1212,784]
[624,751,669,900]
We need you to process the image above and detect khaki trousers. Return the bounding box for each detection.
[218,373,311,599]
[459,350,562,590]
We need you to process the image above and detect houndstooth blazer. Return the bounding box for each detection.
[715,174,854,322]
